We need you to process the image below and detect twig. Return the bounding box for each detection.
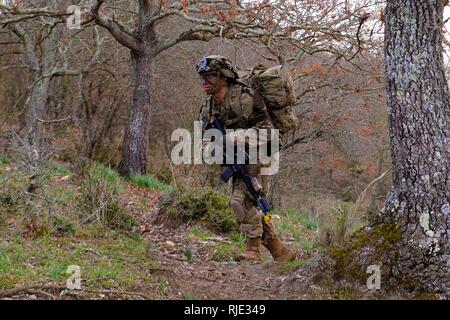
[36,116,72,123]
[26,289,58,299]
[0,173,14,184]
[81,289,152,300]
[0,284,65,299]
[353,167,392,215]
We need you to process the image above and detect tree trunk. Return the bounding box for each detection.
[367,137,389,216]
[380,0,450,294]
[118,50,153,177]
[23,22,61,164]
[25,75,51,148]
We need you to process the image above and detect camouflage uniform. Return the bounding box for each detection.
[197,55,295,262]
[199,82,278,244]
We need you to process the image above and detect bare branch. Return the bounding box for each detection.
[90,0,142,53]
[155,25,220,54]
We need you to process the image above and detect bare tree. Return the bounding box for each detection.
[85,0,381,177]
[84,0,301,176]
[0,0,104,167]
[1,0,380,177]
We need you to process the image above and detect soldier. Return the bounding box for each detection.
[196,55,295,262]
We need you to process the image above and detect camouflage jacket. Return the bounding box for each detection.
[199,83,273,133]
[198,83,275,164]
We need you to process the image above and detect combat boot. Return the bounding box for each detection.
[264,237,296,262]
[235,237,262,261]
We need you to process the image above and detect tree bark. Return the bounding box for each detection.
[25,75,51,148]
[20,20,62,163]
[380,0,450,294]
[118,50,153,177]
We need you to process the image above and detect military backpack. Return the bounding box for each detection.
[236,64,299,134]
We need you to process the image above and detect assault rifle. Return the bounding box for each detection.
[205,117,272,220]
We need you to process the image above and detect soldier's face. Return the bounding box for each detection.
[200,74,227,94]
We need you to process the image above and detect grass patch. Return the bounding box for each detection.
[230,232,246,246]
[188,226,214,241]
[271,208,319,254]
[0,154,11,164]
[184,292,197,300]
[78,163,134,233]
[98,166,120,183]
[129,173,172,192]
[305,218,318,230]
[278,258,307,274]
[49,163,71,176]
[185,247,194,263]
[0,234,156,291]
[321,201,362,247]
[210,232,245,261]
[211,242,242,261]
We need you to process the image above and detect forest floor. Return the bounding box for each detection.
[0,156,378,300]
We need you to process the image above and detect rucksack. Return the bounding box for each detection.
[236,64,299,134]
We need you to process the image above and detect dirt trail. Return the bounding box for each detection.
[142,223,307,300]
[123,186,310,300]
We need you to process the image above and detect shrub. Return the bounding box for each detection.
[321,201,361,246]
[155,166,172,185]
[156,188,237,233]
[78,163,134,232]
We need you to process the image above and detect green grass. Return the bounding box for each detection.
[210,232,245,261]
[185,247,194,263]
[0,160,169,297]
[271,208,319,254]
[278,258,307,274]
[129,173,172,192]
[0,154,11,164]
[45,185,77,206]
[211,242,241,261]
[0,234,156,290]
[98,166,120,183]
[37,162,72,183]
[305,218,318,230]
[188,226,214,241]
[184,291,197,300]
[273,208,318,229]
[230,232,246,247]
[50,163,71,176]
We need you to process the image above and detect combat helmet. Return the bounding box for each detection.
[196,55,238,80]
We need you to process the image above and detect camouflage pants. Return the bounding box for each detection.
[229,163,278,245]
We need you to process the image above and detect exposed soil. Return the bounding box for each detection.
[141,223,308,300]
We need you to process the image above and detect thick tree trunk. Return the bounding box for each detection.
[118,50,153,177]
[380,0,450,294]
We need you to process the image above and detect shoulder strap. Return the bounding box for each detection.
[228,85,243,116]
[252,89,265,109]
